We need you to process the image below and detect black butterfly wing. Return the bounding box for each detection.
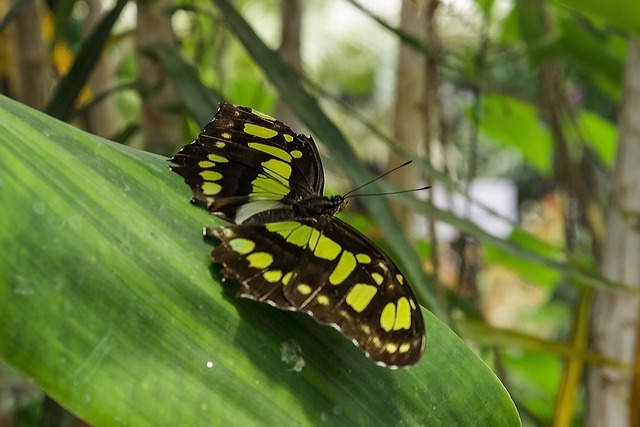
[170,103,325,223]
[206,216,426,368]
[170,103,426,367]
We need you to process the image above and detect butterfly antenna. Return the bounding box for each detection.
[346,186,431,198]
[343,160,414,198]
[343,160,430,199]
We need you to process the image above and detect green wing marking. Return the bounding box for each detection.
[170,103,426,368]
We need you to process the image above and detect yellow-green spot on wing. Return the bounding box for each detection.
[246,252,273,269]
[261,159,291,183]
[266,222,312,247]
[297,284,312,295]
[268,222,348,263]
[267,221,299,239]
[229,238,255,255]
[208,153,228,163]
[285,224,314,247]
[372,336,382,349]
[251,108,276,121]
[290,149,303,158]
[385,343,398,354]
[281,271,293,285]
[309,229,341,261]
[356,253,371,264]
[251,174,290,198]
[371,272,384,286]
[202,182,221,195]
[317,295,329,305]
[244,123,278,139]
[248,142,292,162]
[399,343,412,354]
[380,302,396,332]
[379,298,414,332]
[198,160,215,168]
[345,283,377,313]
[263,270,283,283]
[329,251,356,285]
[393,297,412,330]
[200,170,222,181]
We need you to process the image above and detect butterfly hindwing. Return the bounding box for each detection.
[170,103,324,223]
[206,216,425,367]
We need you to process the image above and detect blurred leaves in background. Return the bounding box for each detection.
[1,0,639,426]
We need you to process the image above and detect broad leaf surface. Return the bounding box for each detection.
[0,96,520,426]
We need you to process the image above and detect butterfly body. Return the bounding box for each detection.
[170,103,425,368]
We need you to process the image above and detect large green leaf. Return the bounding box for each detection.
[0,97,520,425]
[477,95,553,176]
[548,0,640,35]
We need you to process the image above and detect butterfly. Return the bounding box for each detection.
[169,103,425,368]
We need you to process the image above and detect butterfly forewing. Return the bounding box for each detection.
[171,103,426,368]
[170,103,324,223]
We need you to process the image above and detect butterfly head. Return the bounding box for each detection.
[323,194,348,216]
[336,196,348,213]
